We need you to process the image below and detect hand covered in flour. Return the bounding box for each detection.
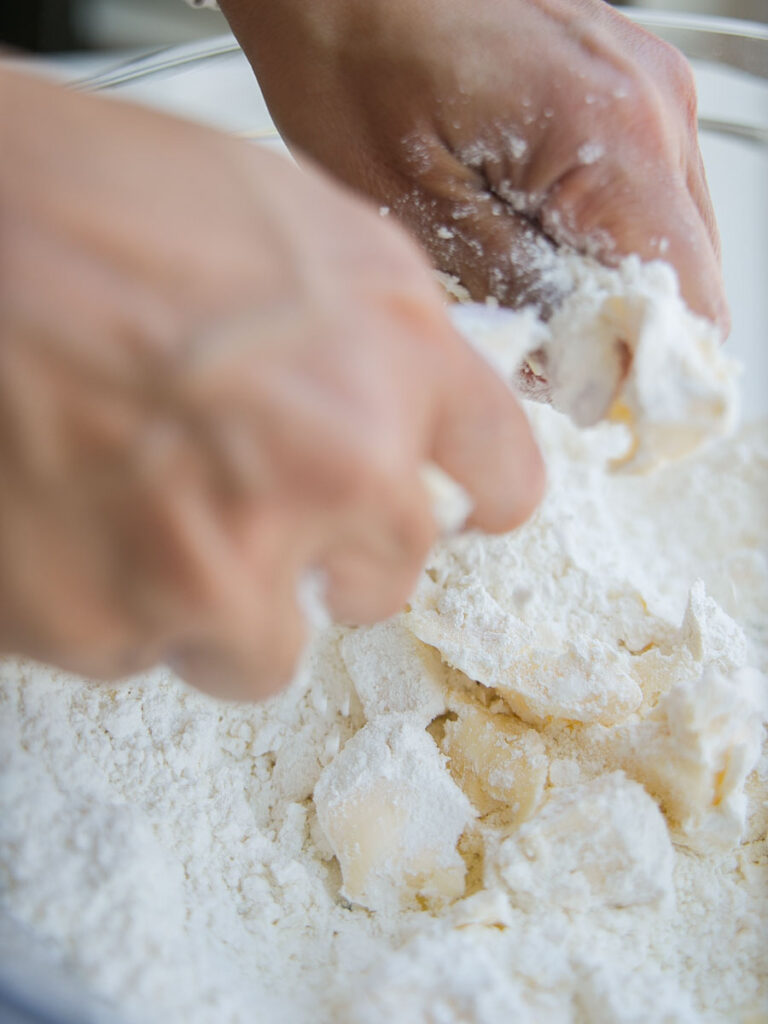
[0,67,543,699]
[220,0,728,331]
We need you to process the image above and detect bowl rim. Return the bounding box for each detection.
[70,12,768,147]
[73,9,768,94]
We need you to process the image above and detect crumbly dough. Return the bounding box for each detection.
[610,665,768,853]
[452,256,738,473]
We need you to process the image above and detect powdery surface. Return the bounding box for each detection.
[1,397,766,1023]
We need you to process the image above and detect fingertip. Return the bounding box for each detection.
[433,334,546,536]
[513,432,547,526]
[167,613,307,702]
[467,425,546,535]
[325,569,416,626]
[323,514,437,625]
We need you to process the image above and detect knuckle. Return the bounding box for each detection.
[662,40,697,96]
[659,45,698,133]
[622,90,673,162]
[322,444,375,509]
[610,58,695,162]
[329,434,406,510]
[626,22,696,98]
[616,74,665,136]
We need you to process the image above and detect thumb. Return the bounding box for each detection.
[429,320,546,535]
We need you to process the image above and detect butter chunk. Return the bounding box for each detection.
[680,580,748,672]
[439,701,547,824]
[340,619,447,726]
[489,772,674,911]
[408,582,641,726]
[313,716,473,913]
[616,666,768,853]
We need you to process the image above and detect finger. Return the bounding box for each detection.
[135,479,310,701]
[167,609,305,702]
[165,552,308,702]
[541,163,729,334]
[324,546,428,625]
[430,329,546,534]
[0,483,165,682]
[630,31,723,267]
[391,180,570,316]
[321,477,437,624]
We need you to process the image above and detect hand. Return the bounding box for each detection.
[0,68,543,699]
[221,0,728,330]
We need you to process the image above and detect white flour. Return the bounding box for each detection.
[1,261,767,1023]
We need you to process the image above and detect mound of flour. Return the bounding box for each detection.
[1,266,767,1022]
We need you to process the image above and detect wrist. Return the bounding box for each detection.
[217,0,382,72]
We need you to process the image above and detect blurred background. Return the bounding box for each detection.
[0,0,766,53]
